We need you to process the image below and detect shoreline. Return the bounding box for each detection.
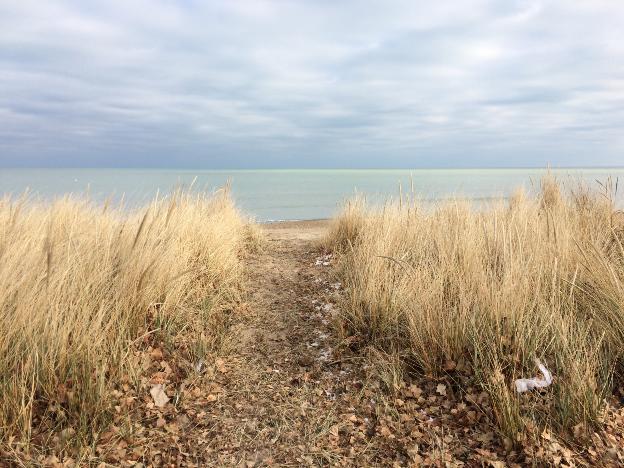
[261,218,329,227]
[260,219,330,242]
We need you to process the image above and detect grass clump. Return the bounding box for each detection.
[0,188,255,450]
[325,177,624,440]
[323,196,366,251]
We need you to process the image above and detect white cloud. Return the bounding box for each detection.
[0,0,623,167]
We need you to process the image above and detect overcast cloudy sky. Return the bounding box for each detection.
[0,1,623,168]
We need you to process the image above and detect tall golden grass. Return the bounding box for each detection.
[325,177,624,440]
[0,189,255,446]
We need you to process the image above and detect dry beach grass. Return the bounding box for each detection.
[0,188,257,457]
[324,177,624,444]
[2,179,624,466]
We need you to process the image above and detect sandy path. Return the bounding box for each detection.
[100,219,394,467]
[196,220,352,465]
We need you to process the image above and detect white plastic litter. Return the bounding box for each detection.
[514,358,553,393]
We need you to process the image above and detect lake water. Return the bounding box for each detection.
[1,168,623,221]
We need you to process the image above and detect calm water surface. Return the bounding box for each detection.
[1,168,622,221]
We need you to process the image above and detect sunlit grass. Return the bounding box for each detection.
[325,176,624,440]
[0,188,256,446]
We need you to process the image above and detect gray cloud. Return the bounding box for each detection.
[0,0,623,168]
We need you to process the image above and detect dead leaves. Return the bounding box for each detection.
[215,357,228,374]
[149,347,163,361]
[150,384,169,408]
[405,384,423,398]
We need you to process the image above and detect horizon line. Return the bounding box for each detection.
[2,165,624,171]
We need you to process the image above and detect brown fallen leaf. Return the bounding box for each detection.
[436,384,447,396]
[407,384,422,398]
[150,384,170,408]
[443,359,457,371]
[215,358,227,373]
[150,348,163,360]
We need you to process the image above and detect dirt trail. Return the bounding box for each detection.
[196,220,356,466]
[95,220,402,467]
[187,221,462,466]
[190,222,517,467]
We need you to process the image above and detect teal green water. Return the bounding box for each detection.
[1,168,622,221]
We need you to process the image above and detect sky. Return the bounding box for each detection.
[0,0,623,169]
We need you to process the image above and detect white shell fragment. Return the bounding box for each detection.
[514,358,553,393]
